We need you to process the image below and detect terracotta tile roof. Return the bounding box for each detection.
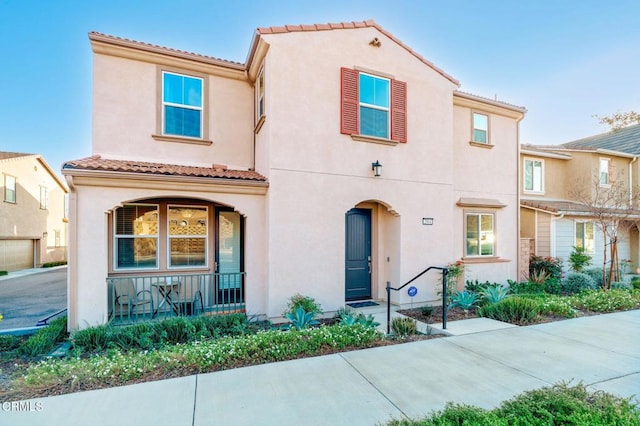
[0,151,33,160]
[89,32,245,69]
[256,19,460,86]
[63,156,267,182]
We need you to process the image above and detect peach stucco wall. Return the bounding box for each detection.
[0,155,68,270]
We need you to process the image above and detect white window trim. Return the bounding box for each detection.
[167,204,208,269]
[471,111,490,144]
[359,72,391,139]
[574,220,596,254]
[256,66,265,121]
[464,210,497,258]
[113,203,160,271]
[599,157,610,187]
[523,157,545,194]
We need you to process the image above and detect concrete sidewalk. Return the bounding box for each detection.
[3,310,639,425]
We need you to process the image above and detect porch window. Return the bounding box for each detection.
[465,212,495,256]
[168,206,207,267]
[115,204,159,269]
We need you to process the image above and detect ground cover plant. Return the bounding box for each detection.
[386,382,640,425]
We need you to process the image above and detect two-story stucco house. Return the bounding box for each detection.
[520,124,640,277]
[1,152,68,272]
[63,20,525,330]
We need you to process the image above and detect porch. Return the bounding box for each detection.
[107,272,245,324]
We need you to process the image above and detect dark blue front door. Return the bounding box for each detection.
[345,208,372,301]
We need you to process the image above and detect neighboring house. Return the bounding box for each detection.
[520,124,640,277]
[63,20,525,330]
[0,152,68,272]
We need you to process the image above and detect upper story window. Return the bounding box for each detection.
[575,221,595,253]
[599,158,610,186]
[340,67,407,143]
[472,112,489,144]
[465,212,495,257]
[359,73,390,138]
[524,159,544,193]
[256,67,265,121]
[162,71,203,138]
[39,186,48,210]
[4,174,16,203]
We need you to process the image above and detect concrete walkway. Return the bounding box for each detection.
[3,310,639,425]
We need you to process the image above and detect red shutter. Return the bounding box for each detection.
[391,79,407,143]
[340,67,359,135]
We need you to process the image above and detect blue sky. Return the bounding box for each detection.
[1,0,639,172]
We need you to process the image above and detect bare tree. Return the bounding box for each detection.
[569,173,640,289]
[594,111,640,131]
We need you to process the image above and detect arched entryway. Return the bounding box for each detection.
[345,201,400,302]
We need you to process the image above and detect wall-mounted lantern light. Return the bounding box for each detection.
[372,160,382,177]
[422,218,434,226]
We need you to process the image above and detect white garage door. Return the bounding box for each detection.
[0,239,34,272]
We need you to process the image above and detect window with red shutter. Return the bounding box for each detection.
[340,67,407,143]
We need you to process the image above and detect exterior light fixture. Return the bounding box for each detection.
[422,218,434,226]
[371,160,382,177]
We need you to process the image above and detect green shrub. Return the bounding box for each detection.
[390,317,417,338]
[568,246,592,272]
[0,335,23,353]
[42,261,67,268]
[284,307,319,330]
[611,281,632,290]
[518,294,576,318]
[583,267,607,288]
[631,276,640,290]
[0,270,7,276]
[508,278,561,295]
[23,325,382,390]
[572,289,640,312]
[420,305,434,317]
[464,280,496,293]
[562,272,597,295]
[529,255,563,281]
[480,285,509,305]
[284,293,322,317]
[478,297,540,325]
[449,291,478,312]
[387,383,640,425]
[72,324,110,353]
[19,316,68,357]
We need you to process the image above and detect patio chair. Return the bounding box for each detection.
[175,279,204,316]
[112,278,154,318]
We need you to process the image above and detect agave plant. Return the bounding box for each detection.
[449,290,478,315]
[481,285,509,305]
[338,312,380,328]
[284,307,319,330]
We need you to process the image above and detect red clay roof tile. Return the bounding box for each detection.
[63,156,267,182]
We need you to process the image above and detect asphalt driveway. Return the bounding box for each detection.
[0,267,67,330]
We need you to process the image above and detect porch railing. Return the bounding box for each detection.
[107,272,245,324]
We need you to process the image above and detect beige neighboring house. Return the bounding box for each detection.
[0,152,68,272]
[520,126,640,277]
[63,20,525,330]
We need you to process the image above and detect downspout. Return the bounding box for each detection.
[629,157,637,206]
[63,174,78,331]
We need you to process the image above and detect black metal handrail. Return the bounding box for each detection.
[36,308,68,327]
[386,266,449,334]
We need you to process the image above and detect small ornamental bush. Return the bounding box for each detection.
[390,317,418,338]
[568,246,592,272]
[571,289,640,312]
[477,297,540,325]
[631,276,640,290]
[583,267,607,288]
[284,293,322,318]
[0,335,24,353]
[19,316,68,357]
[42,261,67,268]
[387,383,640,425]
[0,270,7,276]
[562,272,597,295]
[529,255,563,281]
